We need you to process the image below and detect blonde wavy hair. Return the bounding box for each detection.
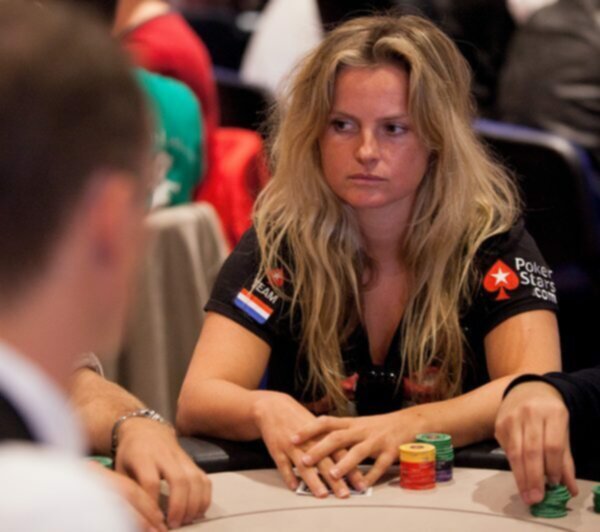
[253,14,520,413]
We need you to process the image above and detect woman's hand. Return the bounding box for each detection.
[253,391,366,497]
[495,381,578,504]
[292,410,425,487]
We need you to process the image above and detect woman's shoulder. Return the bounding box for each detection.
[474,217,554,277]
[236,225,259,250]
[476,218,527,260]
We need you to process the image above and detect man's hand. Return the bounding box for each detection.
[115,418,211,529]
[495,381,578,504]
[89,462,167,532]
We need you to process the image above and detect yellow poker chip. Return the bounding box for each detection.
[399,443,436,463]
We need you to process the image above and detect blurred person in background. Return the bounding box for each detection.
[0,2,150,530]
[496,0,600,171]
[115,0,220,183]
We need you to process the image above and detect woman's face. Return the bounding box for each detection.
[319,64,429,219]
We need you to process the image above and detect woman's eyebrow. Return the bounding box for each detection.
[329,109,409,121]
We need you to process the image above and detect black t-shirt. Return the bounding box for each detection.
[206,220,558,414]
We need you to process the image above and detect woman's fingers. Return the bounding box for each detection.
[272,450,300,491]
[363,451,396,487]
[292,416,347,445]
[332,449,368,492]
[329,442,371,481]
[301,429,357,466]
[315,456,351,498]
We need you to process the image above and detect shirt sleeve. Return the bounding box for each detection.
[467,219,559,337]
[205,227,288,347]
[540,367,600,435]
[503,367,600,479]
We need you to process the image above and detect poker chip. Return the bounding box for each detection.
[399,443,436,490]
[416,433,454,482]
[593,485,600,513]
[530,484,571,518]
[88,455,113,469]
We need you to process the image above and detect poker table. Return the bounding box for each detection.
[175,467,599,531]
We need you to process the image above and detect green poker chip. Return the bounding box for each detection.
[416,434,454,459]
[89,455,114,469]
[593,485,600,513]
[415,433,454,482]
[416,433,453,452]
[530,484,571,518]
[416,433,451,445]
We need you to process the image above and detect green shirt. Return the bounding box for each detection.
[136,68,203,207]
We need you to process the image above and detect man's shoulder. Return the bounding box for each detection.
[0,444,137,532]
[0,391,35,443]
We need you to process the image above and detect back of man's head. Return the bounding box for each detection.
[69,0,119,25]
[0,1,150,303]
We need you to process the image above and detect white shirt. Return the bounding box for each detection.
[506,0,559,23]
[0,340,85,455]
[240,0,323,96]
[0,444,137,532]
[0,343,138,531]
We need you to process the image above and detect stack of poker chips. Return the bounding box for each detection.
[593,486,600,513]
[399,443,436,490]
[530,484,572,518]
[416,433,454,482]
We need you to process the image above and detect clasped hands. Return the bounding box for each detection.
[254,392,421,498]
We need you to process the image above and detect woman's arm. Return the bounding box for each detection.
[294,310,561,485]
[416,308,562,445]
[176,312,365,497]
[177,312,272,441]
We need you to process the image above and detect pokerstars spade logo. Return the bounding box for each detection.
[483,260,520,301]
[267,268,285,288]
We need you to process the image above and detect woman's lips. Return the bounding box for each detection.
[348,173,386,183]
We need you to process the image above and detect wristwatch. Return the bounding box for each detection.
[110,408,171,460]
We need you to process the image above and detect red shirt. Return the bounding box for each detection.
[122,12,219,173]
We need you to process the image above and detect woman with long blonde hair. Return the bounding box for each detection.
[178,14,561,497]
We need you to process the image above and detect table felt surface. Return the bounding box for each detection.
[174,467,600,531]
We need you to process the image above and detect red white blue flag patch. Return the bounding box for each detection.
[234,288,274,324]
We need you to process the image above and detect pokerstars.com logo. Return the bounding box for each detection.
[483,260,519,300]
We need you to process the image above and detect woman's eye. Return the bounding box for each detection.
[331,118,354,132]
[385,123,407,135]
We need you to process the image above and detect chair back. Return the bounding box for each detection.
[475,119,600,371]
[214,67,272,132]
[107,203,229,420]
[475,119,600,273]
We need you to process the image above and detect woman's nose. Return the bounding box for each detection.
[355,131,380,166]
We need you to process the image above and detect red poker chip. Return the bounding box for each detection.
[400,481,436,490]
[400,458,436,490]
[400,462,436,470]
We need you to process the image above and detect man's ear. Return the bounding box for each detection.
[83,171,141,268]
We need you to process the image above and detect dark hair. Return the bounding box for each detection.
[0,1,150,298]
[66,0,119,24]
